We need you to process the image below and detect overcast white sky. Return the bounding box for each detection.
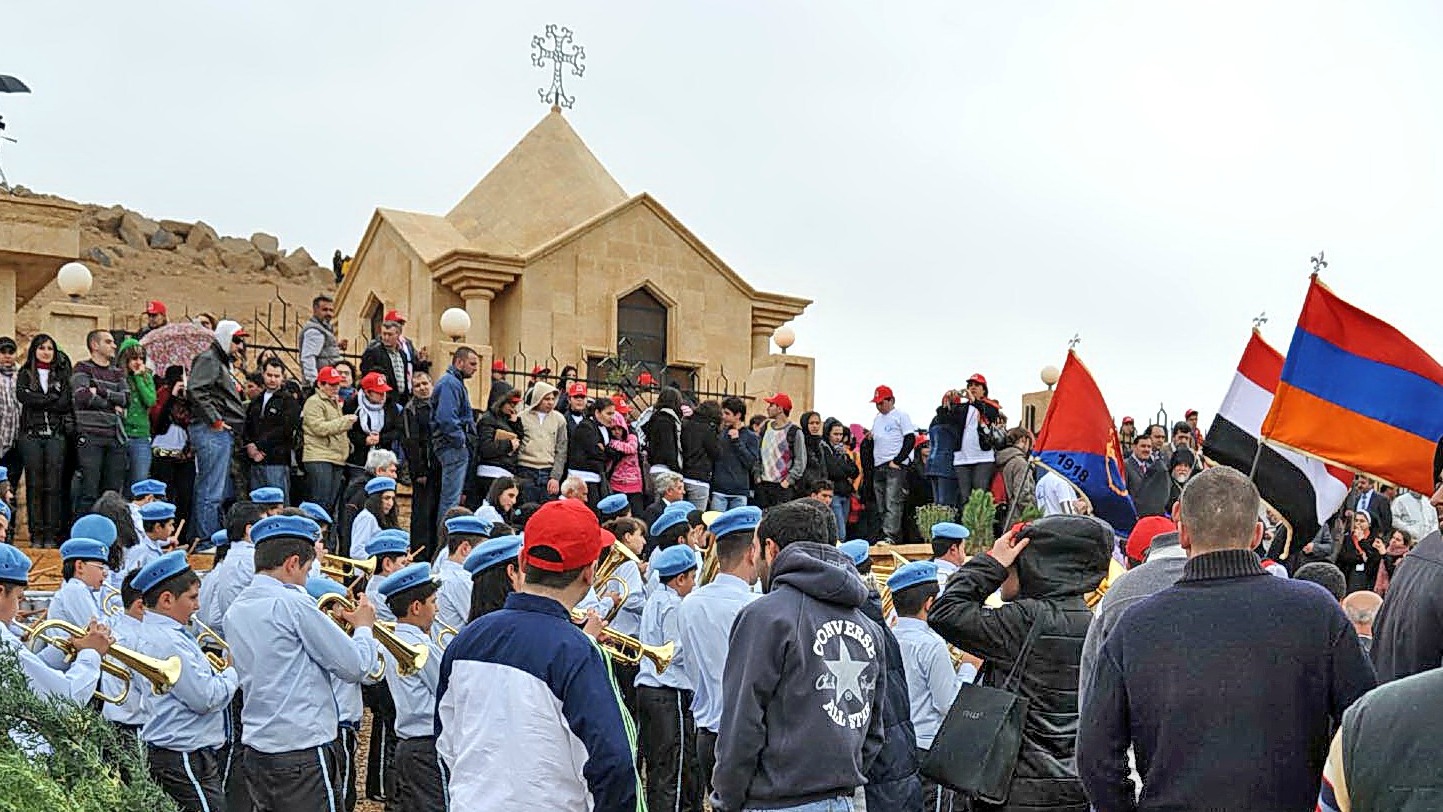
[6,2,1442,428]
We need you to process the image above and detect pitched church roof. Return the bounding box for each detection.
[444,108,629,254]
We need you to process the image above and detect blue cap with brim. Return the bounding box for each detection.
[887,560,940,593]
[838,539,871,567]
[931,522,970,542]
[133,550,190,594]
[597,494,630,517]
[131,479,167,498]
[654,544,701,579]
[249,487,285,505]
[378,562,435,598]
[139,501,178,522]
[365,477,397,495]
[306,576,347,600]
[0,543,31,584]
[299,502,334,525]
[366,529,410,557]
[251,515,322,546]
[464,535,523,575]
[60,538,108,563]
[445,515,493,538]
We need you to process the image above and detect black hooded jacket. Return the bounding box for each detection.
[859,588,922,810]
[1371,529,1443,682]
[475,387,524,473]
[928,515,1112,812]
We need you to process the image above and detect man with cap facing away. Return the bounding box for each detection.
[359,527,410,803]
[128,500,179,578]
[437,498,641,811]
[223,514,380,812]
[132,550,240,812]
[636,543,701,812]
[0,542,110,701]
[47,537,110,628]
[436,515,489,632]
[930,522,969,585]
[377,562,448,811]
[677,506,762,797]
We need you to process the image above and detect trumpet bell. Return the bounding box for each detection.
[20,618,182,704]
[320,553,377,580]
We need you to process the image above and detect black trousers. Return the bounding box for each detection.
[696,727,717,798]
[362,681,397,801]
[917,746,957,812]
[390,736,447,812]
[149,746,226,812]
[18,433,64,547]
[335,726,359,812]
[637,685,700,812]
[242,743,341,812]
[152,453,198,546]
[76,433,127,510]
[613,660,640,724]
[754,481,794,509]
[408,466,441,564]
[221,688,254,812]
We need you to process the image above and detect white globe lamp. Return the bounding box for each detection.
[439,307,471,341]
[1040,365,1061,390]
[56,261,93,300]
[773,325,796,354]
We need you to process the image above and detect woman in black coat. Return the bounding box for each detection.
[15,334,72,548]
[473,387,524,505]
[567,397,615,507]
[643,386,685,475]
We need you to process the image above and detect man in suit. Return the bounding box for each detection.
[1345,476,1392,540]
[1125,434,1170,518]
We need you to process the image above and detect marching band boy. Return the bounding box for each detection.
[308,576,371,812]
[636,543,701,812]
[128,500,179,577]
[378,562,448,811]
[250,487,285,518]
[889,560,962,812]
[102,570,150,737]
[0,542,109,702]
[435,515,488,631]
[47,537,109,626]
[361,527,410,802]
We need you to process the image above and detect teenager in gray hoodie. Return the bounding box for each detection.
[712,499,886,811]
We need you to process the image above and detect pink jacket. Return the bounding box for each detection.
[608,415,643,494]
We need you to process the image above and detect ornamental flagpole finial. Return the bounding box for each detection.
[532,24,586,109]
[1068,334,1082,350]
[1310,251,1327,277]
[1253,311,1268,330]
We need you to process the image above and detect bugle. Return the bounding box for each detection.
[315,593,427,677]
[320,553,377,581]
[192,617,232,673]
[19,619,182,704]
[100,586,123,617]
[699,541,719,586]
[593,542,641,622]
[434,620,458,649]
[569,609,675,674]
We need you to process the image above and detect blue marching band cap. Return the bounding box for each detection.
[365,476,397,495]
[72,514,118,548]
[139,501,178,522]
[298,501,334,525]
[133,550,190,594]
[650,508,691,537]
[654,544,700,579]
[445,515,493,537]
[209,529,231,549]
[709,506,762,539]
[249,487,285,505]
[838,539,871,567]
[888,560,940,593]
[60,538,109,562]
[378,562,435,598]
[251,514,322,546]
[366,529,410,557]
[596,493,630,517]
[931,522,970,541]
[464,534,523,575]
[306,576,346,600]
[131,479,167,498]
[0,543,32,584]
[0,501,10,522]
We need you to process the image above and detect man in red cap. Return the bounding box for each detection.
[360,309,428,407]
[436,499,640,810]
[870,385,917,542]
[756,393,805,508]
[138,300,168,339]
[488,359,511,409]
[564,382,589,433]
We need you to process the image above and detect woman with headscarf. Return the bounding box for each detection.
[15,334,72,547]
[795,411,828,493]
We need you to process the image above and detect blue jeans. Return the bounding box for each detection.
[516,465,554,506]
[125,437,152,485]
[929,475,960,510]
[830,494,850,541]
[249,464,290,504]
[710,492,747,512]
[188,424,235,540]
[435,442,469,529]
[303,461,343,550]
[683,479,711,511]
[747,797,854,812]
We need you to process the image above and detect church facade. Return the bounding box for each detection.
[334,108,813,409]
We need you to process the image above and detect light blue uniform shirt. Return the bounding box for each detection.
[365,573,397,623]
[676,573,757,731]
[101,613,150,727]
[934,558,959,586]
[891,617,959,749]
[223,573,379,753]
[46,578,104,628]
[1,621,101,704]
[123,536,167,580]
[382,622,443,740]
[196,542,255,636]
[635,583,690,691]
[434,558,471,632]
[603,559,646,639]
[332,672,365,727]
[137,611,238,751]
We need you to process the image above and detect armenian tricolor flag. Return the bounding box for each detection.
[1261,276,1443,493]
[1034,350,1137,533]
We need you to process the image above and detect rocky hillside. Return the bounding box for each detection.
[12,188,336,339]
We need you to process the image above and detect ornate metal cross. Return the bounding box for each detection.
[532,25,586,109]
[1310,251,1327,275]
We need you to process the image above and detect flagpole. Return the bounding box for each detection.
[1247,441,1264,480]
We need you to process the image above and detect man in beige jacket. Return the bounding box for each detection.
[516,380,570,505]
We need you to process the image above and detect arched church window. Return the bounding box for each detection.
[617,288,667,372]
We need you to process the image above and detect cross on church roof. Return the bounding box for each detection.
[532,24,586,109]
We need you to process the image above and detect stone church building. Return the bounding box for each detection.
[334,107,813,409]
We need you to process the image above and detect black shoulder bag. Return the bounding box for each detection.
[920,612,1046,804]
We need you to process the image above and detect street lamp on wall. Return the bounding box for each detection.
[440,307,471,341]
[773,325,796,354]
[56,261,93,300]
[1040,364,1060,391]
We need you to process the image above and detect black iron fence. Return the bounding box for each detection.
[490,343,749,414]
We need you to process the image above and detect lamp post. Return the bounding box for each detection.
[439,307,471,341]
[56,261,92,301]
[1040,365,1060,391]
[772,325,796,354]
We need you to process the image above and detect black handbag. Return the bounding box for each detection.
[978,419,1008,452]
[920,614,1046,804]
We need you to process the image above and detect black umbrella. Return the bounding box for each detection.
[0,76,30,94]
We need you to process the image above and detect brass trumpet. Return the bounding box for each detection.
[100,586,123,617]
[874,551,911,620]
[320,553,377,581]
[569,609,675,673]
[593,542,641,622]
[699,540,719,586]
[20,619,182,704]
[434,620,458,649]
[192,617,232,673]
[316,593,428,677]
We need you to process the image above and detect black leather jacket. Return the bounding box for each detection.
[928,515,1112,812]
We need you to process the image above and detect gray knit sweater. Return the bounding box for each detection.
[1078,533,1188,704]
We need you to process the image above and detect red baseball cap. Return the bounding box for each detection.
[531,364,549,375]
[1185,409,1199,418]
[522,499,607,572]
[359,371,392,393]
[232,326,248,338]
[1121,416,1135,424]
[316,366,343,385]
[966,373,988,387]
[765,392,793,412]
[491,360,507,372]
[871,385,895,404]
[637,372,656,386]
[568,383,588,397]
[145,300,167,316]
[383,309,406,324]
[1125,516,1177,563]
